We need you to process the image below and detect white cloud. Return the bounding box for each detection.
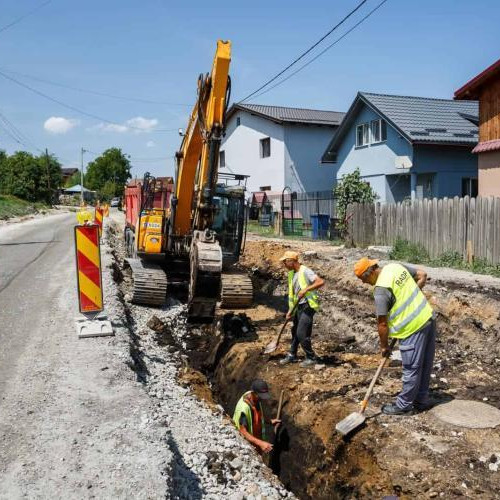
[44,116,80,134]
[126,116,159,133]
[146,140,156,148]
[88,116,159,134]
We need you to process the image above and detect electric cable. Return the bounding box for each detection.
[0,0,52,35]
[248,0,389,101]
[0,68,193,107]
[238,0,368,103]
[0,70,180,133]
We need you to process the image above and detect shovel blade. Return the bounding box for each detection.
[335,412,366,436]
[264,340,278,354]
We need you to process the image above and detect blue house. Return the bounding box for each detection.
[321,92,479,202]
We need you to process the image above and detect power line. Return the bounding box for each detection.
[0,0,52,35]
[0,70,180,133]
[238,0,368,103]
[0,68,193,107]
[0,108,43,153]
[249,0,389,101]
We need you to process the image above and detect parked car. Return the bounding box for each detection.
[110,197,120,207]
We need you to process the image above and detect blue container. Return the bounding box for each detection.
[310,214,329,239]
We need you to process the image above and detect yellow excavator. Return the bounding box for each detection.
[124,40,253,322]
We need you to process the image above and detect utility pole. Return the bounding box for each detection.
[80,147,86,204]
[45,148,51,192]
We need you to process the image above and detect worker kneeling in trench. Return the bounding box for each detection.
[233,379,281,454]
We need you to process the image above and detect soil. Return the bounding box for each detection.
[179,240,500,499]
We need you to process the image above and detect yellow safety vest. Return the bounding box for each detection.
[288,265,320,313]
[375,263,433,339]
[232,391,267,440]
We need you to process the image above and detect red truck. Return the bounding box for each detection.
[124,174,173,257]
[124,175,173,230]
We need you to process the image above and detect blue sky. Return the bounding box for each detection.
[0,0,499,180]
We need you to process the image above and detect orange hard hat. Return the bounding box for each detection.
[279,251,300,262]
[354,257,379,278]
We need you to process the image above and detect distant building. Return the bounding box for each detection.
[221,104,345,194]
[61,167,79,183]
[455,57,500,197]
[321,92,479,203]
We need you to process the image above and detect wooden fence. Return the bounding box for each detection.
[348,196,500,265]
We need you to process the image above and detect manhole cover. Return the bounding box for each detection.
[432,399,500,429]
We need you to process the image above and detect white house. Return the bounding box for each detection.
[220,104,345,194]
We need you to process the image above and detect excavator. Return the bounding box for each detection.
[124,40,253,323]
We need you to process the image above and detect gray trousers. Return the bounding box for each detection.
[290,304,316,359]
[396,318,436,410]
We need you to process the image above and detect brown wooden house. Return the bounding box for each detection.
[455,58,500,196]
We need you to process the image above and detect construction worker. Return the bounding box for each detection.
[233,379,281,454]
[354,257,436,415]
[279,251,325,367]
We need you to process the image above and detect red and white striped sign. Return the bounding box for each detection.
[74,224,103,314]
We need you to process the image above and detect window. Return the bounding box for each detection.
[356,123,370,147]
[236,117,241,127]
[219,150,225,167]
[371,119,387,143]
[462,178,478,197]
[260,137,271,158]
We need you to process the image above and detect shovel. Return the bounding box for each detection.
[264,301,299,354]
[336,338,397,436]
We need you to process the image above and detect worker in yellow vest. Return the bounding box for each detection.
[279,251,325,367]
[354,257,436,415]
[232,379,281,454]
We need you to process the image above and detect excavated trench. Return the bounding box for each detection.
[108,223,500,499]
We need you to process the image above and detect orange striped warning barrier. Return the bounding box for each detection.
[103,204,109,217]
[74,224,103,315]
[94,207,103,235]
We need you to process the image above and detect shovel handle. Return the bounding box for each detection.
[272,301,299,348]
[276,390,285,420]
[360,338,397,414]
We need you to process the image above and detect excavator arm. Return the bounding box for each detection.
[173,39,231,237]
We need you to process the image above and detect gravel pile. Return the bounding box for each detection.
[103,218,293,499]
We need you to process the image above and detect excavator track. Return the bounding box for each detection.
[124,258,167,306]
[188,233,222,323]
[220,274,253,309]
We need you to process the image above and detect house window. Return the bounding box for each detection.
[371,119,387,143]
[356,123,370,147]
[260,137,271,158]
[236,117,241,127]
[219,150,225,167]
[462,178,478,197]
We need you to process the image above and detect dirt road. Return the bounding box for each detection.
[0,213,169,498]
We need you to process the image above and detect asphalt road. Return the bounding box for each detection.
[0,213,168,498]
[0,212,74,396]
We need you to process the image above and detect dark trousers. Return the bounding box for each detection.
[396,318,436,409]
[290,304,316,359]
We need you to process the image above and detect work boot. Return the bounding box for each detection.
[300,357,317,368]
[414,401,434,412]
[381,403,414,416]
[279,354,297,365]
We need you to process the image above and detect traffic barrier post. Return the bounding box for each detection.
[74,224,113,338]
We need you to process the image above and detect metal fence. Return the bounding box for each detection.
[250,190,339,240]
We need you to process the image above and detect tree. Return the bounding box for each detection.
[333,168,378,234]
[85,148,131,199]
[65,170,81,187]
[0,150,62,203]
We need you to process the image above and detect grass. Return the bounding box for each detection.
[389,237,500,278]
[0,195,48,220]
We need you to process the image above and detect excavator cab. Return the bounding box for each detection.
[211,173,248,266]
